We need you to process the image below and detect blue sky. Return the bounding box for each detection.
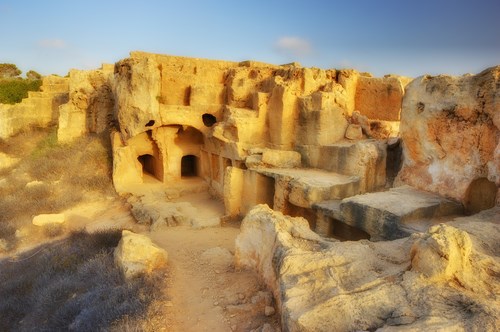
[1,0,499,77]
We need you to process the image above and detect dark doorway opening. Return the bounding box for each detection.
[138,154,155,176]
[181,155,198,177]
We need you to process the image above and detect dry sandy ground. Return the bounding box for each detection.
[54,186,280,332]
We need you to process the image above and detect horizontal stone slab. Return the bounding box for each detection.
[339,186,464,240]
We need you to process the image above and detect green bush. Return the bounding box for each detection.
[0,78,42,104]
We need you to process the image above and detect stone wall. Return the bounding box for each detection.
[0,75,68,139]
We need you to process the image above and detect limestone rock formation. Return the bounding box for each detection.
[110,52,404,207]
[397,67,500,212]
[338,185,464,240]
[114,230,168,279]
[236,205,499,331]
[410,224,473,282]
[57,64,114,142]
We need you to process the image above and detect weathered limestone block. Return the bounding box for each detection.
[355,75,409,121]
[190,83,226,106]
[57,103,86,143]
[226,66,276,108]
[57,67,114,143]
[32,213,65,226]
[235,205,324,292]
[286,171,359,208]
[411,224,472,282]
[114,53,161,139]
[241,171,276,215]
[345,124,363,140]
[261,149,301,168]
[111,132,143,193]
[298,140,387,193]
[351,110,400,139]
[114,230,167,279]
[219,106,264,144]
[339,186,464,240]
[337,69,360,116]
[40,75,69,93]
[223,166,245,217]
[254,168,360,209]
[296,99,348,145]
[155,53,235,107]
[397,66,500,208]
[267,82,297,149]
[235,205,500,331]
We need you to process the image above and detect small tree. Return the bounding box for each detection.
[26,70,42,80]
[0,63,21,79]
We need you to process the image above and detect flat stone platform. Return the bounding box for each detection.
[254,168,360,208]
[339,186,464,240]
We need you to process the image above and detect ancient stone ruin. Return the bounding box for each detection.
[1,51,498,330]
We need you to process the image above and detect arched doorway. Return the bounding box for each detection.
[137,153,163,181]
[181,155,198,177]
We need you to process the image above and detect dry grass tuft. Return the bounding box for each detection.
[0,229,169,331]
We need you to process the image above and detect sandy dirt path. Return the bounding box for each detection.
[66,189,280,332]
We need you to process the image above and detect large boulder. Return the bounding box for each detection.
[114,230,168,279]
[235,205,500,331]
[397,66,500,210]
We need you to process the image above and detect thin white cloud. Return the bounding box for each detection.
[275,36,312,57]
[37,39,67,49]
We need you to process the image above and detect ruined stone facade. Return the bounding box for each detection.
[109,52,414,225]
[0,75,68,138]
[1,51,498,240]
[2,51,498,330]
[57,64,115,143]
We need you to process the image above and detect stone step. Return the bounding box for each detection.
[296,139,387,193]
[338,185,464,240]
[313,199,343,220]
[255,168,361,208]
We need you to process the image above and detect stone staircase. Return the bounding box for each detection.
[293,138,465,241]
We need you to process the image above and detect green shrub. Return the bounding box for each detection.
[0,78,42,104]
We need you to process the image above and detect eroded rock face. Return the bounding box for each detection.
[114,54,161,140]
[236,205,500,331]
[397,67,500,208]
[411,224,472,281]
[58,65,114,143]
